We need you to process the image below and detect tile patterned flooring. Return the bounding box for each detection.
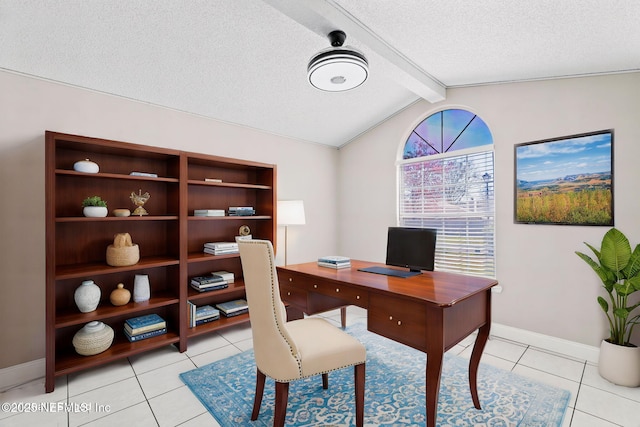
[2,307,640,426]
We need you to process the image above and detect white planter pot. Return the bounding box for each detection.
[598,339,640,387]
[83,206,108,217]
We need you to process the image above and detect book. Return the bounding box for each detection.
[190,282,228,292]
[216,299,249,317]
[318,255,351,264]
[318,261,352,269]
[204,178,222,182]
[196,305,220,320]
[211,270,234,283]
[188,301,196,327]
[203,247,239,255]
[318,255,351,269]
[124,319,166,335]
[196,316,219,326]
[228,206,256,216]
[219,307,248,317]
[124,327,167,342]
[124,314,166,335]
[194,209,225,217]
[191,274,225,285]
[129,171,158,178]
[204,242,238,249]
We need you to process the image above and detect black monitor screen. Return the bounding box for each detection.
[385,227,437,272]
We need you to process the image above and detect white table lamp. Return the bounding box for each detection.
[278,200,306,265]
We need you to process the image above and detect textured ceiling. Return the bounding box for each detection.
[1,0,639,147]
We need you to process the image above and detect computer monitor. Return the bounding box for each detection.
[385,227,437,273]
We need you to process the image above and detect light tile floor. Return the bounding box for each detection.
[2,306,640,426]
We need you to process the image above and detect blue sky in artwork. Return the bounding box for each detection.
[516,132,612,182]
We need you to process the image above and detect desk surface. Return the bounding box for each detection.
[279,260,497,307]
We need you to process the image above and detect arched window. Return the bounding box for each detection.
[398,109,495,278]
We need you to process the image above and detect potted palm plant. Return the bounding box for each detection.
[576,227,640,387]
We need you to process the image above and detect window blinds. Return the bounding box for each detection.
[399,150,495,278]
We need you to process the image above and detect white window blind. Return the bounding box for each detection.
[399,149,495,278]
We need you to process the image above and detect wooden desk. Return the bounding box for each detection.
[277,260,498,427]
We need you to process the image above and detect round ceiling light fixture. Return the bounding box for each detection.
[307,30,368,92]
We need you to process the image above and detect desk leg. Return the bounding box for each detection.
[469,323,489,409]
[425,308,445,427]
[425,348,443,427]
[469,290,492,409]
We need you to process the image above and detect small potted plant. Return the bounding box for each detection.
[82,196,108,217]
[576,227,640,387]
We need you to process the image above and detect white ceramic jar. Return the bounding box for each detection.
[74,280,101,313]
[73,159,99,173]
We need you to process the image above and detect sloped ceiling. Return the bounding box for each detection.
[1,0,639,147]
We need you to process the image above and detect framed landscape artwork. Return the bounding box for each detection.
[514,129,613,226]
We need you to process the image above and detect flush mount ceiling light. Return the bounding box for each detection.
[307,30,369,92]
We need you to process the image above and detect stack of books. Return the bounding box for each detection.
[187,302,220,327]
[216,299,249,317]
[318,256,352,269]
[190,274,229,292]
[194,209,225,217]
[124,313,167,342]
[228,206,255,216]
[203,242,239,255]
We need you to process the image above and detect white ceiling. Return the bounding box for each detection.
[2,0,639,147]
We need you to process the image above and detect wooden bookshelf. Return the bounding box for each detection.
[45,131,276,392]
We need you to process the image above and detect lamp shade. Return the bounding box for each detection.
[277,200,306,225]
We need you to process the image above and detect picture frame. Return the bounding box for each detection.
[514,129,613,226]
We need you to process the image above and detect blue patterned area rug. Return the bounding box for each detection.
[180,323,570,426]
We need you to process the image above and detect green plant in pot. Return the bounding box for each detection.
[81,196,108,217]
[576,227,640,387]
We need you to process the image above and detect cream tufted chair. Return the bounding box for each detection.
[238,239,366,427]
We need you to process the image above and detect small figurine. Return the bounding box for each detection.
[130,189,150,216]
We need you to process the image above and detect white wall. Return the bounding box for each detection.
[338,72,640,347]
[0,70,338,369]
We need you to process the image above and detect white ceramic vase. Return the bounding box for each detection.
[73,159,99,173]
[133,274,150,302]
[74,280,101,313]
[83,206,108,217]
[598,339,640,387]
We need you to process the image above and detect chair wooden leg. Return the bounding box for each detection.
[355,363,365,427]
[251,369,266,421]
[274,381,290,427]
[322,373,328,389]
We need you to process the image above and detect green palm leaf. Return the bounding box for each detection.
[600,228,631,274]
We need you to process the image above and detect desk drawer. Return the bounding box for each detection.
[368,293,427,352]
[309,281,367,307]
[280,283,308,311]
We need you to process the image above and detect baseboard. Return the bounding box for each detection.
[492,323,599,364]
[0,358,45,392]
